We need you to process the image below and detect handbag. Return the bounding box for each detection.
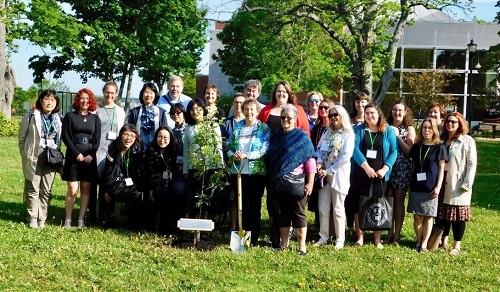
[359,180,393,231]
[275,173,305,199]
[42,147,64,169]
[105,162,138,202]
[313,174,327,190]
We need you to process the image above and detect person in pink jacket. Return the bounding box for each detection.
[258,81,309,136]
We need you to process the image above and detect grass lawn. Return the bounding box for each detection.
[1,136,500,291]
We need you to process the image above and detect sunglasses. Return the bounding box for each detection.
[446,120,459,125]
[328,113,340,118]
[280,116,293,121]
[170,111,182,115]
[309,98,320,103]
[319,106,329,110]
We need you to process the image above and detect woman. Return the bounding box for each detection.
[144,126,179,234]
[349,92,371,126]
[223,92,247,231]
[127,82,167,151]
[94,81,125,224]
[349,103,398,248]
[266,104,316,255]
[227,99,270,246]
[102,124,144,228]
[436,112,477,255]
[346,92,371,236]
[62,88,101,228]
[308,99,335,229]
[19,89,62,229]
[258,81,309,135]
[407,118,447,253]
[203,84,225,120]
[183,98,224,218]
[306,91,324,130]
[386,101,415,245]
[170,103,186,164]
[427,103,446,133]
[315,105,355,249]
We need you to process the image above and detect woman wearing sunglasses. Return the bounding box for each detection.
[306,91,324,130]
[314,105,355,249]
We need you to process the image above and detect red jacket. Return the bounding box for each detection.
[258,104,310,136]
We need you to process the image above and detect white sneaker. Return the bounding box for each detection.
[28,220,38,229]
[64,219,72,228]
[38,221,45,229]
[334,243,344,250]
[313,239,328,247]
[77,220,84,229]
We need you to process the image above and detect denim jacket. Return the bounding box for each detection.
[227,120,270,175]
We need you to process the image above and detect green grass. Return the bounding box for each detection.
[1,137,500,291]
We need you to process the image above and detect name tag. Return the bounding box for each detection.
[416,173,427,181]
[46,138,56,148]
[125,177,134,186]
[163,171,171,180]
[39,138,46,147]
[366,149,377,159]
[107,131,117,140]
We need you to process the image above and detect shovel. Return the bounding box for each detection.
[230,161,251,252]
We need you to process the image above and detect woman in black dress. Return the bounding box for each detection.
[62,88,101,228]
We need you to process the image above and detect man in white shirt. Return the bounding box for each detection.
[228,79,265,117]
[157,75,192,128]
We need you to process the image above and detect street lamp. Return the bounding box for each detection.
[466,39,477,125]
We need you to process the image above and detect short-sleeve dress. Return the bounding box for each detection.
[407,143,447,216]
[389,125,412,189]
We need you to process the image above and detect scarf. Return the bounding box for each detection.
[266,127,316,181]
[41,112,61,147]
[140,105,156,149]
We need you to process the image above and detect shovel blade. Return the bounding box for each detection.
[230,231,251,253]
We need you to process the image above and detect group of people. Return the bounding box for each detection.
[19,77,477,256]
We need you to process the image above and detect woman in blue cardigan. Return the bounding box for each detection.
[349,103,398,248]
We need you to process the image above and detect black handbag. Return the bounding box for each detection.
[275,173,305,199]
[105,163,138,202]
[359,180,393,231]
[313,174,327,190]
[42,147,64,169]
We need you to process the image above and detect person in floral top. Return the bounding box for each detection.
[314,105,355,249]
[227,100,270,246]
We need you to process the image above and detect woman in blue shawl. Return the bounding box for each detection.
[266,104,317,255]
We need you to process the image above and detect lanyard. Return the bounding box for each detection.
[419,144,432,173]
[367,131,378,150]
[42,115,55,137]
[160,153,169,168]
[104,107,116,131]
[124,150,131,177]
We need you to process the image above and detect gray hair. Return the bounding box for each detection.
[245,79,261,93]
[168,75,184,87]
[331,105,354,133]
[280,104,298,119]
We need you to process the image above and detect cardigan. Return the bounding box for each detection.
[352,124,398,181]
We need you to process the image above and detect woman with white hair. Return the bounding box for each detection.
[314,105,355,249]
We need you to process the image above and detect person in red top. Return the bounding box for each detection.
[258,81,309,136]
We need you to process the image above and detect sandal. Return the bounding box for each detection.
[449,248,461,256]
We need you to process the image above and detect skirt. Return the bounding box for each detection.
[438,203,471,222]
[407,191,438,217]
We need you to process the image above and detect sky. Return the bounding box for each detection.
[8,0,499,96]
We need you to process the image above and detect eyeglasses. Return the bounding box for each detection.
[157,136,170,140]
[122,133,137,139]
[319,106,329,110]
[280,116,294,121]
[170,111,182,115]
[309,98,320,103]
[328,113,340,118]
[446,120,459,125]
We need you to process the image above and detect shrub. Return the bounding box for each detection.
[0,113,20,137]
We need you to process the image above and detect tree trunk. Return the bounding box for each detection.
[123,61,135,114]
[0,0,16,118]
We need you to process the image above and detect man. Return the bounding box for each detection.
[228,79,265,117]
[157,75,192,128]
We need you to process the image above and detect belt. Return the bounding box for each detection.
[74,137,90,144]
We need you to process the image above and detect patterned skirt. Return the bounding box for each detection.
[437,203,471,221]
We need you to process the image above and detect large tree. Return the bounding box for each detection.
[237,0,472,104]
[215,2,350,97]
[25,0,207,111]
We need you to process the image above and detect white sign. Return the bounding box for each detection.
[177,218,214,231]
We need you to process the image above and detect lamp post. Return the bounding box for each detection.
[466,39,477,126]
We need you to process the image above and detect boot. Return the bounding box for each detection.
[428,225,444,251]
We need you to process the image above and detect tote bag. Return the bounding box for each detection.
[359,180,393,231]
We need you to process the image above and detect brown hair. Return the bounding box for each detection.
[349,92,371,120]
[416,118,440,145]
[386,100,414,127]
[72,88,98,112]
[442,112,468,141]
[427,103,446,120]
[271,81,297,105]
[364,103,388,132]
